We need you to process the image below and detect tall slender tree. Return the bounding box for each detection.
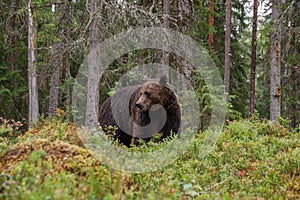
[270,0,282,122]
[85,0,102,129]
[48,43,61,116]
[62,1,73,120]
[224,0,231,97]
[208,0,214,51]
[162,0,170,75]
[249,0,258,117]
[48,2,73,116]
[27,0,39,127]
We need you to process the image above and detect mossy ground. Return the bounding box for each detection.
[0,112,299,199]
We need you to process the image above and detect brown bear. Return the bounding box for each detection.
[98,75,181,147]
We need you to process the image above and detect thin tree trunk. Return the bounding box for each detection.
[63,1,72,120]
[208,0,214,51]
[85,0,102,129]
[270,0,282,122]
[224,0,231,96]
[64,50,71,120]
[289,0,299,128]
[163,0,170,30]
[289,66,297,128]
[27,0,39,127]
[48,51,61,116]
[48,2,72,116]
[249,0,258,117]
[162,0,170,76]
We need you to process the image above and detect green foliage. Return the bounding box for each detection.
[127,118,299,198]
[0,118,25,152]
[0,116,299,199]
[23,109,83,147]
[0,0,28,120]
[0,147,132,200]
[191,0,251,117]
[255,8,272,120]
[0,55,28,120]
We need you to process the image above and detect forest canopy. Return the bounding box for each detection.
[0,0,299,128]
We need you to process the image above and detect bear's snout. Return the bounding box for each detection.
[135,102,143,109]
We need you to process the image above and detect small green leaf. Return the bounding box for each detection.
[183,183,192,190]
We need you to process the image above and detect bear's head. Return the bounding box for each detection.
[135,74,169,112]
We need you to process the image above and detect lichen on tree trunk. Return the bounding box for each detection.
[270,0,282,122]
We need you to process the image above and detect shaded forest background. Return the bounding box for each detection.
[0,0,299,129]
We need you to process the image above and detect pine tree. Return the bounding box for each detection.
[249,0,258,117]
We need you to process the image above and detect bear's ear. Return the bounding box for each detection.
[159,74,168,85]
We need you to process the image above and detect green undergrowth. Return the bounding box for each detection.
[0,113,299,199]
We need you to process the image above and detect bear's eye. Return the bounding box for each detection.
[144,91,150,97]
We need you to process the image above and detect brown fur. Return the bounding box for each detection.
[99,75,181,147]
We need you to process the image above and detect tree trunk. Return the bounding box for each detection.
[270,0,282,122]
[288,0,300,128]
[289,66,298,128]
[208,0,214,51]
[27,0,39,127]
[224,0,231,96]
[48,50,61,116]
[64,50,71,120]
[249,0,258,117]
[161,0,170,76]
[85,0,102,129]
[163,0,170,29]
[62,0,72,120]
[48,2,72,116]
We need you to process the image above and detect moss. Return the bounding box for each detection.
[0,139,99,175]
[286,176,300,199]
[23,122,83,147]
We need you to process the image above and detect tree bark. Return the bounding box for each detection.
[289,66,298,128]
[270,0,282,122]
[48,2,72,116]
[208,0,214,51]
[161,0,170,76]
[62,0,72,120]
[27,0,39,127]
[163,0,170,29]
[85,0,102,129]
[64,50,71,120]
[48,51,61,116]
[249,0,258,117]
[224,0,231,96]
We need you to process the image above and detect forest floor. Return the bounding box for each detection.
[0,111,299,199]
